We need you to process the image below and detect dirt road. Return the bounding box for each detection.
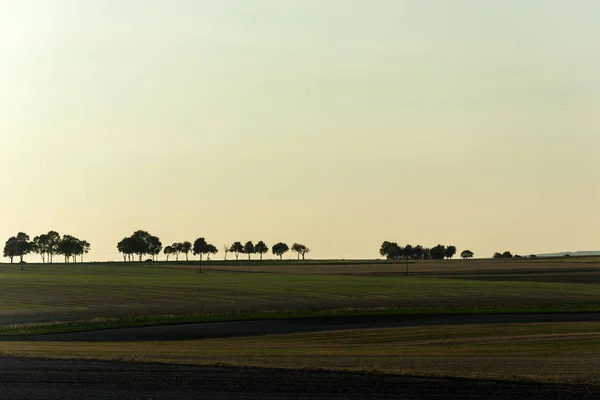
[2,312,600,342]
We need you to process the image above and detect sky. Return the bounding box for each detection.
[1,0,599,261]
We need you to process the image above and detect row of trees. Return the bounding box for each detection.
[379,242,468,260]
[3,231,91,264]
[225,241,309,261]
[116,231,310,262]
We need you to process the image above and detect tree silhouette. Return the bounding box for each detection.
[147,236,163,261]
[292,243,309,260]
[181,241,192,261]
[272,242,289,260]
[380,241,402,260]
[430,245,446,260]
[461,250,474,259]
[206,244,218,261]
[254,241,269,260]
[3,237,18,263]
[243,241,255,260]
[171,242,184,261]
[79,240,91,262]
[444,246,457,259]
[117,231,160,262]
[193,238,209,261]
[229,242,243,261]
[32,234,49,263]
[163,246,174,261]
[46,231,61,263]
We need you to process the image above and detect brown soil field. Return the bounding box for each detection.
[2,357,598,400]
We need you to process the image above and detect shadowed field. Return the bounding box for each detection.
[2,322,600,385]
[1,357,598,400]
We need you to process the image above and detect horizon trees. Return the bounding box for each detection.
[272,242,289,260]
[461,250,474,259]
[291,243,310,260]
[4,232,91,264]
[229,242,243,261]
[243,241,255,260]
[255,241,269,260]
[192,238,219,261]
[117,231,161,262]
[379,242,460,260]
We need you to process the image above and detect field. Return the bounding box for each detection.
[1,258,600,397]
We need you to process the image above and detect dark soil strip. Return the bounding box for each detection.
[3,312,600,342]
[0,357,597,400]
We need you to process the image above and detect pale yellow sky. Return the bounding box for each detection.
[1,1,599,261]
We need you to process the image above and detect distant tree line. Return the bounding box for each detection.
[493,251,537,259]
[116,231,310,262]
[379,242,463,260]
[3,231,91,265]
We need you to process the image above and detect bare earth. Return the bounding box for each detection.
[0,358,598,400]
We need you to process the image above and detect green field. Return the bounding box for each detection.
[2,261,600,385]
[1,263,600,325]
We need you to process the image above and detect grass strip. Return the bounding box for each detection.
[2,303,600,336]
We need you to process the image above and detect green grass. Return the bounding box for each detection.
[2,322,600,384]
[1,264,600,324]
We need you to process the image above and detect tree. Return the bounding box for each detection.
[163,246,174,261]
[444,246,457,259]
[13,233,32,263]
[3,237,18,263]
[402,244,414,259]
[193,238,209,261]
[147,236,162,261]
[229,242,243,261]
[291,243,307,260]
[172,242,184,261]
[181,241,192,261]
[46,231,61,263]
[57,235,80,263]
[254,241,269,260]
[272,242,289,260]
[493,252,503,259]
[79,240,91,262]
[379,241,402,260]
[243,241,255,260]
[461,250,474,259]
[413,245,424,260]
[502,251,513,259]
[117,237,136,262]
[430,245,446,260]
[32,234,50,263]
[117,231,160,262]
[301,247,310,260]
[206,244,218,261]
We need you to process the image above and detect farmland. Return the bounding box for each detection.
[1,258,600,397]
[1,260,600,325]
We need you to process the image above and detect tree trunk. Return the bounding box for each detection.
[260,253,263,260]
[248,254,251,261]
[186,253,189,261]
[235,254,239,261]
